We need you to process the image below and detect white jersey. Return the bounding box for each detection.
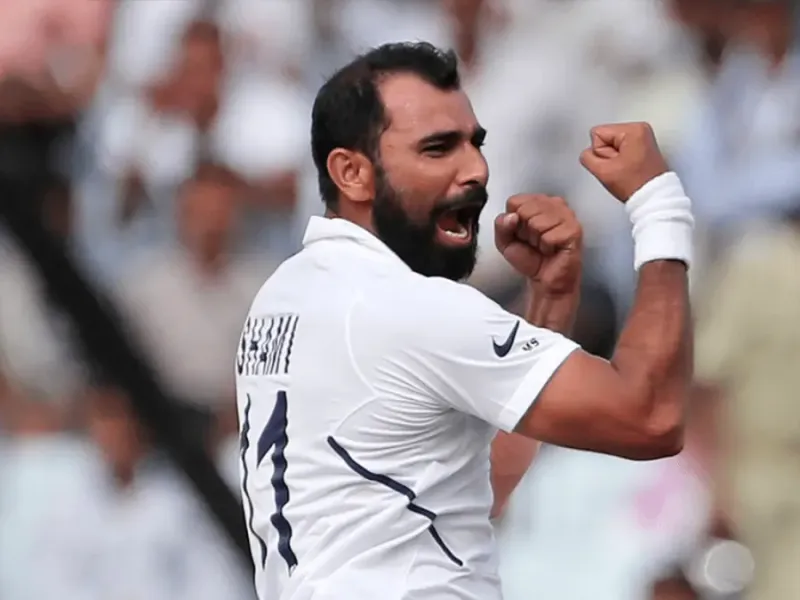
[235,217,579,600]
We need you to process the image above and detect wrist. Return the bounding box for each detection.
[626,172,694,271]
[527,278,579,299]
[526,280,579,335]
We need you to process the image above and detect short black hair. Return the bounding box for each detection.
[311,42,461,208]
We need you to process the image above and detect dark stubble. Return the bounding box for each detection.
[372,164,487,281]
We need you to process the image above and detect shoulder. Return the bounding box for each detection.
[349,273,514,356]
[244,251,306,316]
[364,274,498,327]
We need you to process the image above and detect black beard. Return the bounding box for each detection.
[372,170,486,281]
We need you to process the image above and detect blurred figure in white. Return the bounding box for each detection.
[0,177,88,430]
[0,180,97,596]
[84,13,309,278]
[78,18,227,282]
[693,207,800,600]
[115,163,272,414]
[217,0,315,80]
[464,0,692,302]
[97,20,226,230]
[323,0,452,68]
[676,0,800,252]
[496,398,714,600]
[104,0,204,90]
[0,385,250,600]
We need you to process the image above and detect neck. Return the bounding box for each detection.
[764,22,792,68]
[764,36,790,68]
[193,250,226,277]
[325,206,375,235]
[193,98,219,130]
[113,464,136,489]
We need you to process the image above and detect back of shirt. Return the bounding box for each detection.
[235,217,579,600]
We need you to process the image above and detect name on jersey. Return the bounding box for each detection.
[236,314,299,377]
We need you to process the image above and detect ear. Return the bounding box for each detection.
[326,148,375,204]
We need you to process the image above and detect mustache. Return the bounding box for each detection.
[430,185,488,219]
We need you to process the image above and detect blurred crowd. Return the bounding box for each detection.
[1,0,799,599]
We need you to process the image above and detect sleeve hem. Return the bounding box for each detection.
[496,341,580,433]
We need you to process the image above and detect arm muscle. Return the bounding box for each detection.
[516,261,691,459]
[490,282,579,516]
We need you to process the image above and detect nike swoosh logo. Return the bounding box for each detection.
[493,321,520,358]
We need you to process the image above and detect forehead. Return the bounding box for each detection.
[378,73,479,140]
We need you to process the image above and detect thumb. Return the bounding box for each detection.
[591,126,620,147]
[591,129,620,159]
[579,147,608,174]
[494,212,519,252]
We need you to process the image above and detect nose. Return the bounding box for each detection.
[459,143,489,189]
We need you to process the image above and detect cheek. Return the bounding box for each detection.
[382,157,454,211]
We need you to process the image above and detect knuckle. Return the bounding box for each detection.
[506,194,526,211]
[633,121,653,137]
[514,194,546,214]
[523,213,540,229]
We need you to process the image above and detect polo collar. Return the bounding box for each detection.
[302,216,410,270]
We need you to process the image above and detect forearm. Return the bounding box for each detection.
[525,280,580,335]
[490,281,580,518]
[611,260,692,433]
[489,429,537,518]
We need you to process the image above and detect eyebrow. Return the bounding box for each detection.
[417,125,487,149]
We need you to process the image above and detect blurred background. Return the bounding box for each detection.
[0,0,799,599]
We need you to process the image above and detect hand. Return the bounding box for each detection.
[495,194,583,295]
[579,122,669,202]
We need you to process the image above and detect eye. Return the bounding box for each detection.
[422,142,454,157]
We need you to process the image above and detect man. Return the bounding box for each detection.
[235,42,694,600]
[0,384,251,600]
[692,207,800,600]
[117,162,270,414]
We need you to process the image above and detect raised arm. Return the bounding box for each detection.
[364,124,691,466]
[490,195,583,516]
[489,288,578,517]
[516,122,693,460]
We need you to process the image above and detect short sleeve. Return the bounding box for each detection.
[348,277,580,432]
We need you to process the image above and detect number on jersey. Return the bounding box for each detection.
[240,391,297,573]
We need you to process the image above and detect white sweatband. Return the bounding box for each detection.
[625,172,694,271]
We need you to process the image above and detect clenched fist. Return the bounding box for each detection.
[495,194,582,295]
[579,122,669,202]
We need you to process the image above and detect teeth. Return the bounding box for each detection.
[443,227,469,239]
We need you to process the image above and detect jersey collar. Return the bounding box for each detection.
[302,216,411,271]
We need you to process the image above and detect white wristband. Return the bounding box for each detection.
[625,172,694,271]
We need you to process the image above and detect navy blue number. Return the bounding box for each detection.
[240,391,297,573]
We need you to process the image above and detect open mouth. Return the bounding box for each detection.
[435,204,481,246]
